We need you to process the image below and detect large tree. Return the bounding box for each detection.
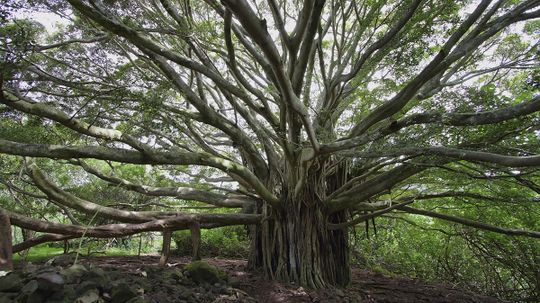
[0,0,539,288]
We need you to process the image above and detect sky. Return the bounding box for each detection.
[15,10,68,33]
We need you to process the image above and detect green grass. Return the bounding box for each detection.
[13,245,64,263]
[13,245,141,263]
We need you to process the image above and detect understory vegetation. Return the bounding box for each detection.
[353,221,539,302]
[13,223,538,302]
[1,0,540,296]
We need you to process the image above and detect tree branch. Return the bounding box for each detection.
[398,206,540,238]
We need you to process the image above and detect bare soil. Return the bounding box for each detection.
[75,255,503,303]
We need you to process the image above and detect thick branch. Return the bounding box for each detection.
[7,209,261,238]
[75,160,250,208]
[0,90,150,152]
[13,234,74,253]
[0,141,279,206]
[320,95,540,154]
[377,147,540,168]
[328,200,414,230]
[399,206,540,238]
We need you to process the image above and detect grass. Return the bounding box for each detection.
[13,245,64,263]
[13,245,142,263]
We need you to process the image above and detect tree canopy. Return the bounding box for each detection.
[0,0,539,288]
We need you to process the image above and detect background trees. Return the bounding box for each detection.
[0,0,539,289]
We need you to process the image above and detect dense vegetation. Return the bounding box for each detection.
[0,0,539,297]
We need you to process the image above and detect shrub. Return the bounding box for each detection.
[173,226,249,259]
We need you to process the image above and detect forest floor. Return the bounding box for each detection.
[6,255,504,303]
[82,255,503,303]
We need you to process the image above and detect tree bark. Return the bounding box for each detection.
[159,229,172,266]
[249,164,351,288]
[190,223,201,261]
[250,201,350,288]
[138,234,143,257]
[0,209,13,270]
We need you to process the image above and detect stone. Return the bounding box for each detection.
[125,296,151,303]
[179,288,193,299]
[165,269,184,281]
[36,272,65,292]
[0,273,22,292]
[183,261,225,285]
[110,283,137,303]
[85,268,107,282]
[25,291,45,303]
[228,277,241,288]
[84,268,111,291]
[75,281,100,295]
[20,280,38,295]
[60,264,88,283]
[47,253,76,267]
[0,292,16,303]
[75,289,102,303]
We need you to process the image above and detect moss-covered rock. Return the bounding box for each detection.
[60,264,87,283]
[110,283,137,303]
[0,272,22,292]
[183,261,226,284]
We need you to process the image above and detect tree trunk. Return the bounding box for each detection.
[159,229,172,266]
[22,228,34,241]
[190,223,201,261]
[249,163,351,288]
[0,209,13,270]
[249,200,350,288]
[138,234,143,257]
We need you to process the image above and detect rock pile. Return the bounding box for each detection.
[0,261,256,303]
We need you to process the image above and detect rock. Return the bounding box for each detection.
[228,277,241,288]
[25,291,45,303]
[87,267,106,278]
[125,296,151,303]
[20,280,38,295]
[183,261,226,284]
[335,289,345,297]
[110,283,137,303]
[75,289,102,303]
[0,273,22,292]
[36,272,65,292]
[0,292,17,303]
[84,267,111,291]
[75,281,100,295]
[46,285,77,303]
[179,288,193,299]
[60,264,88,283]
[22,262,38,275]
[47,253,77,266]
[164,268,184,281]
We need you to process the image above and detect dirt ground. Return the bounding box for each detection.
[72,255,503,303]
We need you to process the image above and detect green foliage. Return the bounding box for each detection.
[12,244,64,263]
[0,18,44,79]
[173,226,249,259]
[353,217,540,302]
